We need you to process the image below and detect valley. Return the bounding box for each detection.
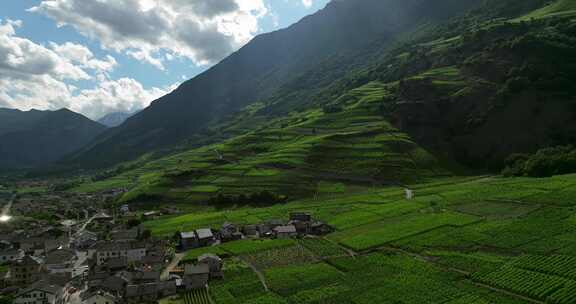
[1,0,576,303]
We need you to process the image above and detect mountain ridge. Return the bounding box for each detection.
[0,107,106,169]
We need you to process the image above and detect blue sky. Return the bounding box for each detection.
[0,0,329,119]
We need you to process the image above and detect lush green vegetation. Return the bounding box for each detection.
[145,172,576,303]
[503,146,576,177]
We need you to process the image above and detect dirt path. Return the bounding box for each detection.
[161,253,185,281]
[239,257,269,291]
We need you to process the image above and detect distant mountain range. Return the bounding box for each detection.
[0,108,106,169]
[97,111,134,128]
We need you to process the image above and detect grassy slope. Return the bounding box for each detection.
[73,81,448,207]
[517,0,576,20]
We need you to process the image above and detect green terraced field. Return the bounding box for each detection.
[141,173,576,304]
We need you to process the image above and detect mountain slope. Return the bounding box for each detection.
[0,108,106,169]
[68,0,484,168]
[97,111,133,128]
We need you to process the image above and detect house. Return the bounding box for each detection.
[103,257,128,272]
[198,254,223,279]
[95,242,146,265]
[81,289,120,304]
[10,255,44,285]
[290,212,312,222]
[196,229,215,247]
[310,222,334,235]
[267,219,284,229]
[182,264,210,290]
[124,281,176,303]
[179,232,198,250]
[243,225,259,238]
[45,249,76,275]
[99,275,128,297]
[130,271,160,284]
[125,283,158,303]
[220,223,242,242]
[140,255,165,271]
[273,225,297,239]
[74,231,98,249]
[110,228,139,242]
[0,248,23,264]
[179,229,215,250]
[289,220,310,235]
[13,281,65,304]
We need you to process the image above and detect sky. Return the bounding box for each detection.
[0,0,330,120]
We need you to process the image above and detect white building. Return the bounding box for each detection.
[95,242,146,266]
[14,282,65,304]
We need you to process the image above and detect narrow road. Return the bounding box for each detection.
[238,257,268,291]
[161,253,185,281]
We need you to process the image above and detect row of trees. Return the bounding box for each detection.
[503,146,576,177]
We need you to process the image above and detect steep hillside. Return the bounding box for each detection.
[73,82,448,204]
[67,0,484,168]
[0,108,106,169]
[72,0,576,201]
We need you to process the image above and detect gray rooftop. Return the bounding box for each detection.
[196,228,213,240]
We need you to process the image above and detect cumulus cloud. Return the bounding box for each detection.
[30,0,268,69]
[0,19,176,120]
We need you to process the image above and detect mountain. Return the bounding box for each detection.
[71,0,576,203]
[97,111,134,128]
[0,108,106,169]
[67,0,485,168]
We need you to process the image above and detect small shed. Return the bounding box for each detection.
[273,225,297,239]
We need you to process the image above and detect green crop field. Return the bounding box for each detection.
[143,172,576,304]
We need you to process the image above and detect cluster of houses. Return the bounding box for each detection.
[1,225,174,303]
[179,212,334,251]
[1,184,336,304]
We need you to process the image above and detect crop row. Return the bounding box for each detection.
[473,266,576,302]
[184,287,211,304]
[513,255,576,279]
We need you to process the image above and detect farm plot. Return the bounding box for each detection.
[243,244,318,269]
[211,266,268,304]
[221,239,296,256]
[512,254,576,280]
[472,265,576,303]
[454,201,540,219]
[327,253,522,304]
[264,263,343,297]
[299,238,348,258]
[184,287,211,304]
[329,212,480,251]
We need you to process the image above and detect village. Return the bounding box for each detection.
[0,184,334,304]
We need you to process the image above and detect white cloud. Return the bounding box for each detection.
[0,19,89,81]
[30,0,269,69]
[302,0,313,8]
[0,19,177,120]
